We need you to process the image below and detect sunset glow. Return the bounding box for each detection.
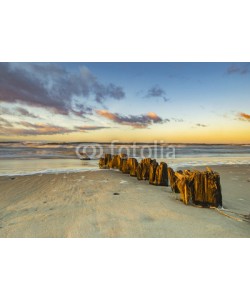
[0,62,250,143]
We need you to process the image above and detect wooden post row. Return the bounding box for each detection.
[99,154,222,207]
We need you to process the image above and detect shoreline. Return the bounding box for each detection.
[0,164,249,237]
[0,161,249,177]
[0,168,103,178]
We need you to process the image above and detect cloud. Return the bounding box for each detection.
[238,112,250,121]
[1,104,38,118]
[0,107,11,115]
[15,107,38,118]
[0,63,125,116]
[227,64,249,75]
[0,121,75,136]
[94,83,125,104]
[74,125,110,132]
[145,85,169,102]
[96,110,168,128]
[17,121,44,128]
[172,117,184,122]
[0,118,111,136]
[0,116,13,127]
[196,123,207,127]
[68,103,93,117]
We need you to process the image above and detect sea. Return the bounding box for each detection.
[0,142,250,176]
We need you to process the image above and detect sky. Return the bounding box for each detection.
[0,62,250,143]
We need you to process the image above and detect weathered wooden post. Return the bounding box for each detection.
[137,161,143,180]
[118,154,127,171]
[99,157,105,169]
[192,168,222,207]
[174,171,194,205]
[168,167,180,193]
[154,162,168,186]
[121,159,130,174]
[205,167,222,207]
[149,160,158,184]
[127,158,138,177]
[99,153,112,169]
[108,154,119,169]
[172,168,223,207]
[142,158,155,180]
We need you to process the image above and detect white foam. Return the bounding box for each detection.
[0,167,100,177]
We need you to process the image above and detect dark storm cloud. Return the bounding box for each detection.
[96,110,168,128]
[145,85,169,102]
[0,63,125,116]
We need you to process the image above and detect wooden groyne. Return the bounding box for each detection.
[99,154,222,207]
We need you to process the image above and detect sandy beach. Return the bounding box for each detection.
[0,164,249,238]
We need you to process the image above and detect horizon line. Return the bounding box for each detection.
[0,141,250,146]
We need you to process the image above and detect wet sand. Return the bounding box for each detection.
[0,165,249,237]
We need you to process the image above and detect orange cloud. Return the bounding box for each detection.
[96,110,166,128]
[147,112,162,122]
[238,112,250,121]
[96,110,119,122]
